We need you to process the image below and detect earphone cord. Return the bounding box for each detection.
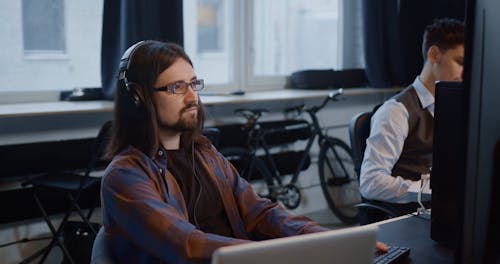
[192,142,203,229]
[417,172,431,215]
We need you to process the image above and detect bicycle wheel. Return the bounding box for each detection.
[220,147,275,199]
[318,137,361,224]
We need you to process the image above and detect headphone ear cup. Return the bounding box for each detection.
[117,41,148,120]
[125,81,144,106]
[118,79,147,120]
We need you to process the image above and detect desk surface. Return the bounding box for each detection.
[372,214,454,264]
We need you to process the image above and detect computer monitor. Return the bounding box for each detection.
[430,81,466,249]
[431,1,500,262]
[460,0,500,262]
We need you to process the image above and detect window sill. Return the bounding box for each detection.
[0,101,114,118]
[0,87,401,118]
[201,87,400,105]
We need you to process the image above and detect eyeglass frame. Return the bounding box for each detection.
[152,79,204,94]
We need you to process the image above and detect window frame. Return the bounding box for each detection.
[185,0,240,94]
[242,0,287,92]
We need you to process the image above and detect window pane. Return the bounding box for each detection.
[0,1,103,92]
[197,0,224,53]
[22,0,65,52]
[253,0,341,76]
[184,0,232,85]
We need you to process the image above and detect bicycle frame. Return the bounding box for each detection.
[225,88,361,220]
[246,89,347,187]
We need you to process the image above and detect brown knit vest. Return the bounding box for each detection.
[390,86,433,181]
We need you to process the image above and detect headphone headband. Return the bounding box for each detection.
[118,40,147,80]
[117,40,148,109]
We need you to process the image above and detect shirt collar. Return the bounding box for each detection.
[153,145,168,166]
[412,76,435,110]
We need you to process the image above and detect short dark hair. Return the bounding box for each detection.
[106,40,208,158]
[422,18,464,61]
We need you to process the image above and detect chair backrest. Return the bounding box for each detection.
[91,227,116,264]
[349,111,372,176]
[349,109,397,224]
[85,120,113,176]
[202,127,221,148]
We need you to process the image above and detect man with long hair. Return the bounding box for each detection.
[101,40,340,263]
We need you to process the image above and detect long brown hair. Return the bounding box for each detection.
[106,40,208,159]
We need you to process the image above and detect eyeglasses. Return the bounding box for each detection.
[153,79,204,94]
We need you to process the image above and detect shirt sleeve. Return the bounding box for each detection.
[214,150,329,240]
[359,100,422,203]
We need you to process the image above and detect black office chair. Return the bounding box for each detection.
[349,111,396,224]
[21,121,113,264]
[202,127,221,148]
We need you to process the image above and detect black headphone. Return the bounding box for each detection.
[118,40,147,107]
[116,40,196,120]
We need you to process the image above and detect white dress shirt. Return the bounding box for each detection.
[359,77,434,203]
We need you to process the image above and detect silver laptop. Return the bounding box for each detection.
[212,225,378,264]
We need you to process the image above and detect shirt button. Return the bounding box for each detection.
[158,150,163,156]
[159,168,163,174]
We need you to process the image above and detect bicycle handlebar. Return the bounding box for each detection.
[284,88,344,115]
[235,88,344,123]
[316,88,343,112]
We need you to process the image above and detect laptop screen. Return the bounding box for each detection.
[212,225,378,264]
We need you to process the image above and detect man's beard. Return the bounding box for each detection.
[161,104,198,132]
[169,115,197,132]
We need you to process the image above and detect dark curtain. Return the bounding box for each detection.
[362,0,465,88]
[101,0,184,100]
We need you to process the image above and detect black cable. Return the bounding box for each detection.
[192,141,202,230]
[0,236,52,248]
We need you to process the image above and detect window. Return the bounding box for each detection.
[183,0,233,87]
[22,0,65,53]
[0,0,103,99]
[197,0,224,53]
[0,0,362,102]
[252,0,341,76]
[184,0,364,92]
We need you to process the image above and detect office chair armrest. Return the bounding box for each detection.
[355,203,397,218]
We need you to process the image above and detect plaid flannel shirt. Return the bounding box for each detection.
[101,143,327,263]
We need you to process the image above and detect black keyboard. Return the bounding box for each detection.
[373,246,410,264]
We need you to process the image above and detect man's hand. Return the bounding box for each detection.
[376,241,388,253]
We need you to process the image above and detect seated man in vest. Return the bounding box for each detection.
[359,18,464,216]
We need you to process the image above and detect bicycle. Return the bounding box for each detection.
[220,88,361,224]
